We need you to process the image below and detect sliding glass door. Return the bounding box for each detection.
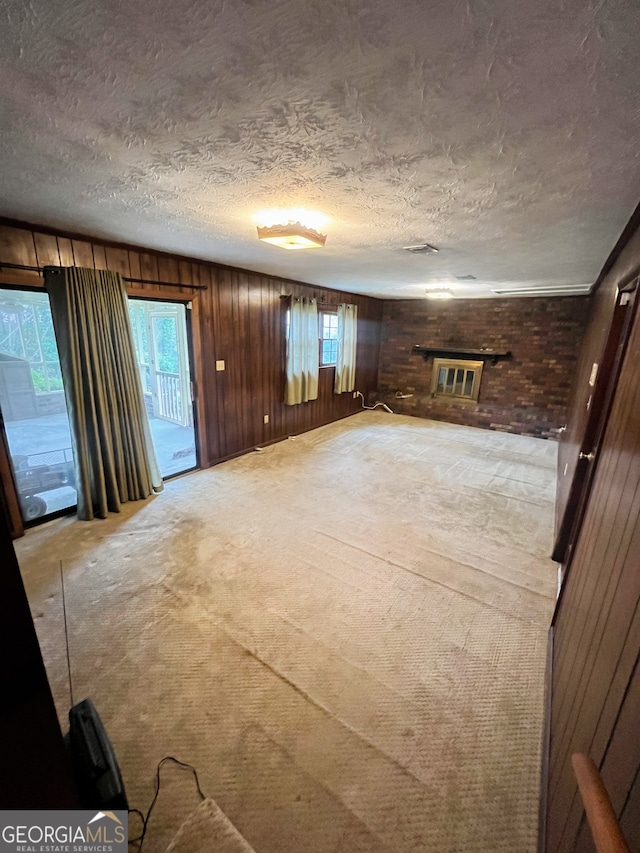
[127,298,197,477]
[0,287,77,522]
[0,288,198,526]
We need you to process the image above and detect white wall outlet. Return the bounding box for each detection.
[353,391,357,398]
[215,360,225,371]
[264,414,269,424]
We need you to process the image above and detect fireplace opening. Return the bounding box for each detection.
[431,358,484,403]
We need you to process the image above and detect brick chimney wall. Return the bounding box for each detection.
[376,296,590,438]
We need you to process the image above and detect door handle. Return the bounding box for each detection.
[579,452,595,462]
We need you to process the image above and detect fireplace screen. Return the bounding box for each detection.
[431,358,484,403]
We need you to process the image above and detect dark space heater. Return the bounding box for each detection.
[65,698,128,809]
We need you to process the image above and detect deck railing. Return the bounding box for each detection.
[157,371,183,423]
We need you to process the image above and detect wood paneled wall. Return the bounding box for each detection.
[0,507,77,806]
[0,219,383,477]
[545,212,640,852]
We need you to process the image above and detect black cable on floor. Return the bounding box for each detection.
[128,756,208,851]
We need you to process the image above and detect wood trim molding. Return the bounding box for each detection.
[0,410,23,539]
[125,283,210,469]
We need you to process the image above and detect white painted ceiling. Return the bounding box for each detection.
[0,0,639,299]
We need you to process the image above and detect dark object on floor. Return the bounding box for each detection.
[66,698,128,809]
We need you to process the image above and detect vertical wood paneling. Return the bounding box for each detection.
[597,658,640,816]
[56,237,74,266]
[127,250,142,280]
[92,244,108,270]
[0,224,38,266]
[196,265,218,461]
[0,219,382,506]
[139,252,160,283]
[71,240,95,268]
[178,260,192,287]
[156,255,180,285]
[104,246,131,278]
[190,264,212,465]
[620,768,640,843]
[546,215,640,853]
[235,272,250,448]
[33,233,61,266]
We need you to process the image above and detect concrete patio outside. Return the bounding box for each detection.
[5,411,197,518]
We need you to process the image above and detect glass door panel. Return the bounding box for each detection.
[0,288,77,523]
[127,298,197,477]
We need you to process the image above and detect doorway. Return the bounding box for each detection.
[127,298,198,478]
[0,288,199,528]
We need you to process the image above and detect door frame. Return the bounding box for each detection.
[0,281,73,536]
[552,278,638,568]
[0,277,209,537]
[125,284,209,470]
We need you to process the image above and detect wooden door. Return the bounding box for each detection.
[552,280,638,565]
[546,273,640,853]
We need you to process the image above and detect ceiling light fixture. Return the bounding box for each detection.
[425,288,454,300]
[255,208,328,251]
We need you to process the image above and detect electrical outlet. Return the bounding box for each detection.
[215,360,225,371]
[263,414,269,424]
[353,391,357,398]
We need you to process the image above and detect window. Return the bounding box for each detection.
[0,293,63,393]
[431,358,483,403]
[0,288,77,522]
[319,311,338,366]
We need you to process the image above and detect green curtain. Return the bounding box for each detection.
[45,266,163,520]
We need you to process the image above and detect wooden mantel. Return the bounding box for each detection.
[413,345,512,366]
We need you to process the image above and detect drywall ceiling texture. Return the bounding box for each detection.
[0,0,639,298]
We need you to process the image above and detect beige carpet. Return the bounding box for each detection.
[16,412,558,853]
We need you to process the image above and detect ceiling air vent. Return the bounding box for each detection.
[403,243,439,254]
[455,275,476,281]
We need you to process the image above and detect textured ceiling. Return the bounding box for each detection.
[0,0,639,299]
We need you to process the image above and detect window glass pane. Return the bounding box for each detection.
[454,368,464,395]
[152,315,180,374]
[128,298,197,477]
[321,340,337,365]
[320,312,339,364]
[45,361,63,390]
[22,304,42,362]
[0,307,25,358]
[445,368,455,393]
[0,288,77,523]
[437,367,446,393]
[322,313,338,339]
[464,371,474,397]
